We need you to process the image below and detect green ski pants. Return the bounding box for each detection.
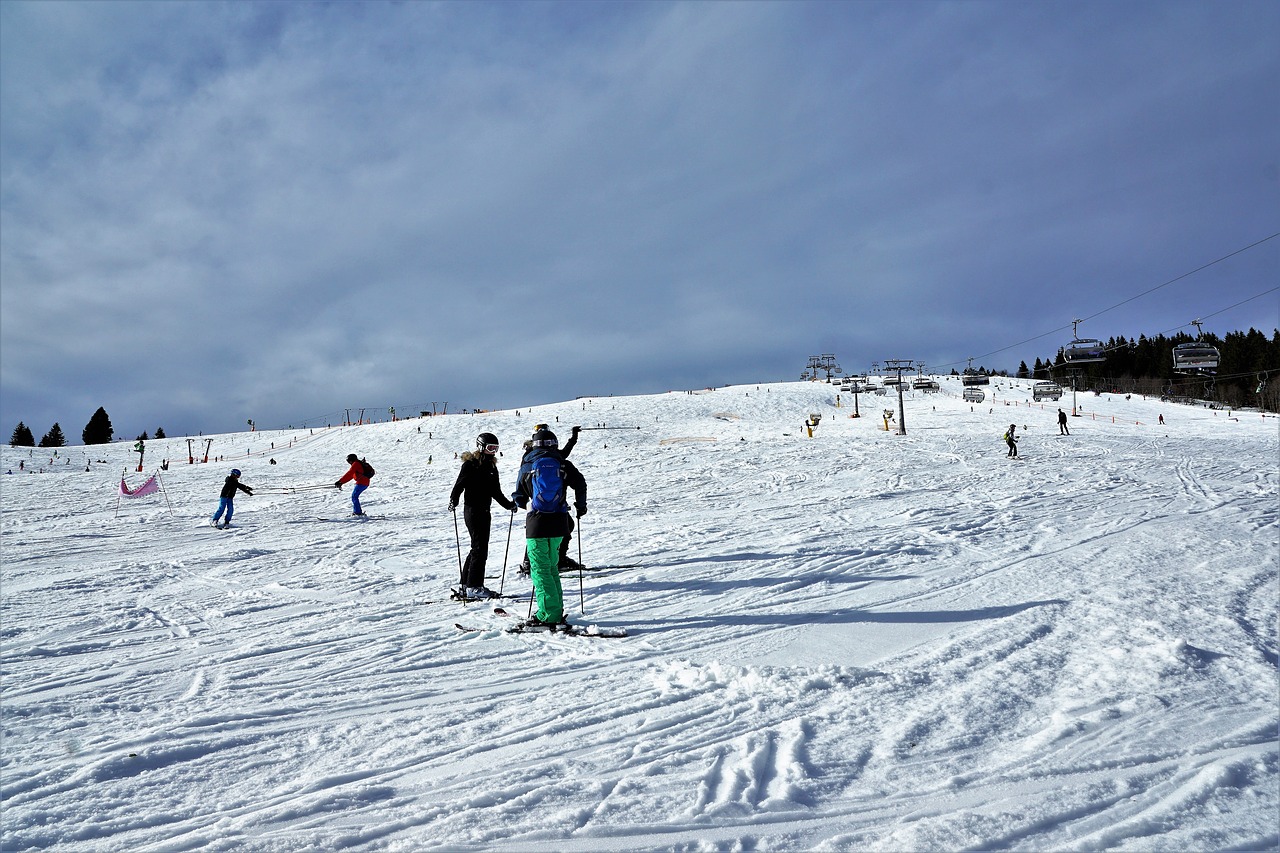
[527,536,564,623]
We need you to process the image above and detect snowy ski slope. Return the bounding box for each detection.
[2,378,1277,851]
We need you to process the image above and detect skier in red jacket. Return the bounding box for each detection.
[335,453,372,515]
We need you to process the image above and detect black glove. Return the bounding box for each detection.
[576,505,587,518]
[448,501,456,512]
[334,480,342,488]
[571,425,581,435]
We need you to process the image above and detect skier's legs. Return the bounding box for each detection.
[528,536,564,623]
[462,506,491,588]
[224,499,234,524]
[557,515,575,564]
[212,497,232,523]
[351,483,367,514]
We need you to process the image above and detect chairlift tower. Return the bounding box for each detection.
[1066,367,1083,416]
[804,354,842,382]
[882,359,915,435]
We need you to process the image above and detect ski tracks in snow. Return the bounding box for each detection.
[3,384,1277,851]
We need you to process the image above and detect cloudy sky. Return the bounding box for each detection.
[2,1,1276,440]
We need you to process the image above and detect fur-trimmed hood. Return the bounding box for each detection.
[460,450,498,466]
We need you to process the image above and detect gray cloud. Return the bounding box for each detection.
[2,0,1276,438]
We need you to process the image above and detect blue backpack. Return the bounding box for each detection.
[529,456,565,513]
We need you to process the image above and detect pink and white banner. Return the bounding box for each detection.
[119,474,160,499]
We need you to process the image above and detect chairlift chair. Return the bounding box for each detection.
[962,388,985,403]
[1172,342,1220,373]
[1062,338,1106,364]
[1032,381,1063,402]
[1061,319,1107,364]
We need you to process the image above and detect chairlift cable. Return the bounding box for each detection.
[1153,286,1279,339]
[930,233,1279,372]
[1075,232,1279,326]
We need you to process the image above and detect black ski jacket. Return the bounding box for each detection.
[219,477,252,500]
[450,452,516,512]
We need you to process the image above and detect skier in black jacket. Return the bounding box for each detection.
[449,433,517,599]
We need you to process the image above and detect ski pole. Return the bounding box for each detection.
[578,514,585,614]
[576,426,642,431]
[527,542,536,619]
[498,508,514,596]
[452,507,464,587]
[256,484,337,494]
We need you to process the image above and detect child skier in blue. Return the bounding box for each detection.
[211,469,253,528]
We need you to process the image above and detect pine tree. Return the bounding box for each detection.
[82,407,114,445]
[39,423,66,448]
[155,427,166,439]
[1016,361,1030,379]
[136,431,150,442]
[9,422,35,447]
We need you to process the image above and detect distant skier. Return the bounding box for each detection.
[1004,424,1019,458]
[449,433,517,600]
[335,454,373,516]
[512,428,587,627]
[518,424,581,573]
[1058,408,1070,435]
[211,469,252,528]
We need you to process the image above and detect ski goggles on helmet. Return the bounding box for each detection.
[532,437,558,448]
[482,442,500,454]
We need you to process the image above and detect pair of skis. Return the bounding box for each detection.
[455,606,628,639]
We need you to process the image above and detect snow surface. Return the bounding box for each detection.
[2,379,1277,852]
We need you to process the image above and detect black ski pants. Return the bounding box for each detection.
[461,505,492,588]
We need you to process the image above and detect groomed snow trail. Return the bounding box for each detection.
[3,379,1276,851]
